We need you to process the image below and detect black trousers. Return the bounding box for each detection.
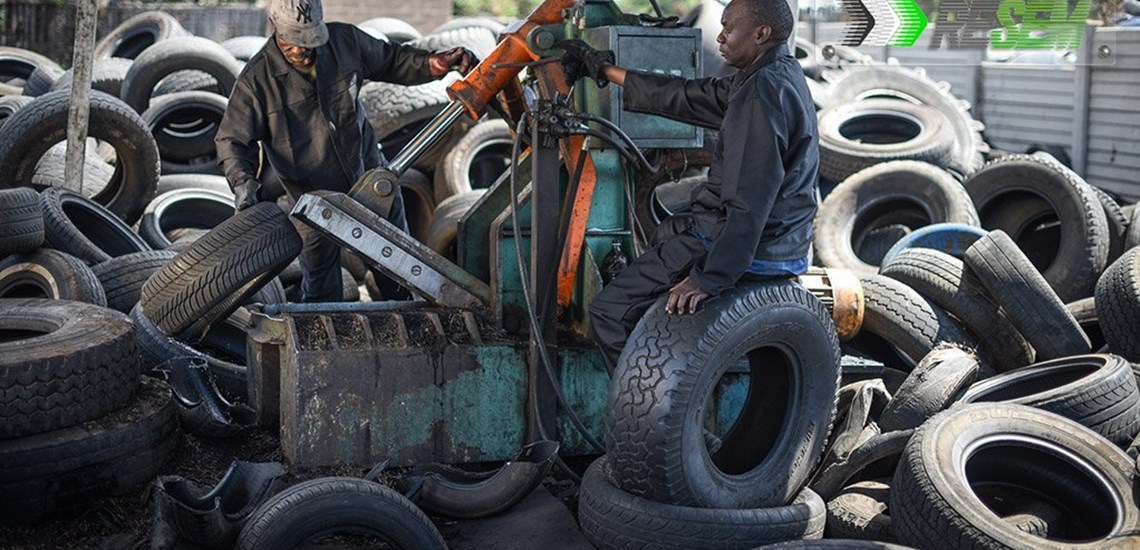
[295,188,412,303]
[588,216,705,373]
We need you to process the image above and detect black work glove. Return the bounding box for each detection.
[429,47,479,77]
[233,181,261,212]
[558,39,615,88]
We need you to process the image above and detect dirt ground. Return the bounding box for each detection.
[0,427,585,550]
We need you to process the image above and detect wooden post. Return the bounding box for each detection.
[65,0,99,192]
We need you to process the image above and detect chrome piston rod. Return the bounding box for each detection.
[387,100,467,175]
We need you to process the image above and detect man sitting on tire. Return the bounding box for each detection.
[215,0,476,302]
[563,0,820,372]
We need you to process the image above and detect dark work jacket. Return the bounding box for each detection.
[216,22,433,197]
[622,43,819,295]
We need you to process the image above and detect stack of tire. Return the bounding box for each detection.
[0,187,180,526]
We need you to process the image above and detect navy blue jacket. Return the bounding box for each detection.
[622,43,819,295]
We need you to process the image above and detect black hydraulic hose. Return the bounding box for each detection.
[509,115,606,455]
[571,128,645,174]
[575,112,659,173]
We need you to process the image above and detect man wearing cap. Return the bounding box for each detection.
[216,0,477,302]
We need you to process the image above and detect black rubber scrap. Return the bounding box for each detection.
[0,187,43,257]
[878,343,980,433]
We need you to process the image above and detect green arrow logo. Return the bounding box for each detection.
[887,0,928,46]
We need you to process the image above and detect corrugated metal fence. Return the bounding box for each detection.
[801,21,1140,199]
[0,1,267,64]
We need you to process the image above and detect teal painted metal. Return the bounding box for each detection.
[555,346,609,454]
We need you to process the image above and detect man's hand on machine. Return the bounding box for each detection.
[429,47,479,77]
[232,181,262,213]
[666,276,710,316]
[558,39,615,88]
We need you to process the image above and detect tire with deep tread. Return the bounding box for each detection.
[0,298,138,439]
[1095,248,1140,362]
[28,142,117,193]
[0,249,107,306]
[958,354,1140,446]
[235,477,445,550]
[138,188,234,249]
[857,275,983,369]
[891,403,1140,550]
[359,77,454,140]
[0,89,160,224]
[40,187,151,264]
[607,280,841,508]
[0,188,44,257]
[140,202,301,340]
[814,161,979,274]
[963,230,1091,360]
[965,154,1109,302]
[878,344,980,433]
[817,99,956,183]
[879,248,1034,372]
[0,376,178,525]
[120,36,242,114]
[579,457,826,550]
[91,250,179,313]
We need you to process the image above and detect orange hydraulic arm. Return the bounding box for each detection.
[446,0,601,315]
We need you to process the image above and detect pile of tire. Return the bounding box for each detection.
[773,158,1140,547]
[0,187,180,525]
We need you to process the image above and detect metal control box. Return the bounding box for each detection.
[580,25,704,149]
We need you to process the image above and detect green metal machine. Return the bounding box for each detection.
[246,0,716,468]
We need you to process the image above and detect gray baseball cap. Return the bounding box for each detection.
[268,0,328,48]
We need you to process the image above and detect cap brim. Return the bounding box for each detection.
[278,21,328,48]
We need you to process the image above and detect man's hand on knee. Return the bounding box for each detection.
[666,276,709,315]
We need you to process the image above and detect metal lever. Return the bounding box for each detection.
[292,191,491,309]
